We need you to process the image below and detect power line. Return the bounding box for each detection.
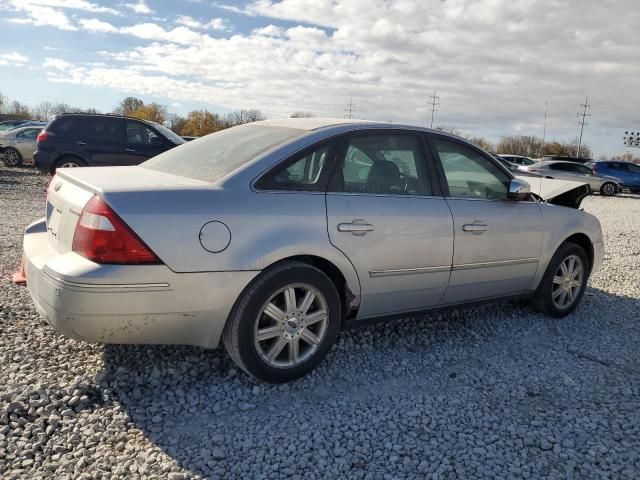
[344,98,356,119]
[427,91,440,128]
[576,96,591,157]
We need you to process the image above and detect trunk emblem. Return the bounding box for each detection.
[54,182,62,192]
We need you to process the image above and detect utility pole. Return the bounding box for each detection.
[576,96,591,157]
[344,99,356,119]
[427,91,440,128]
[541,100,548,157]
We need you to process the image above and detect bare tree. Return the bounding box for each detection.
[290,111,314,118]
[225,109,266,127]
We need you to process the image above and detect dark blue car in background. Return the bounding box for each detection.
[592,161,640,193]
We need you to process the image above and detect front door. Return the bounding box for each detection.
[123,121,168,165]
[428,135,544,304]
[325,132,454,318]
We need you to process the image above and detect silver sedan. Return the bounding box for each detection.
[524,160,622,196]
[1,126,43,166]
[22,119,604,382]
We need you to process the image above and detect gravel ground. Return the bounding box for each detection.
[1,164,639,479]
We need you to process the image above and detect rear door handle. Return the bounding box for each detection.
[337,220,374,236]
[462,223,488,233]
[76,141,87,146]
[125,148,135,152]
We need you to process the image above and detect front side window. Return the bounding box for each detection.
[627,163,640,173]
[433,138,509,200]
[256,142,334,191]
[126,122,162,145]
[333,134,431,196]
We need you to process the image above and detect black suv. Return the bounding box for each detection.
[33,113,185,174]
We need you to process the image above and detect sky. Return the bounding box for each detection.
[0,0,639,157]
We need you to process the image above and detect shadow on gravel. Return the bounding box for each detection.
[97,287,640,478]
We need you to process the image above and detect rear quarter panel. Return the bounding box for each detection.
[104,188,361,301]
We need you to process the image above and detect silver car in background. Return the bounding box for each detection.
[22,119,604,382]
[524,160,622,196]
[1,125,43,166]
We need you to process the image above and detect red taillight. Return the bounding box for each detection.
[72,196,161,265]
[37,131,48,142]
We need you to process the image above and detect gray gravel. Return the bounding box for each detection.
[1,164,639,479]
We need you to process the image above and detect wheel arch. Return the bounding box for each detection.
[562,232,594,272]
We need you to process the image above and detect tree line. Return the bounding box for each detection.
[2,91,638,161]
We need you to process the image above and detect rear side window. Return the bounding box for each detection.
[332,134,431,196]
[142,124,305,182]
[49,117,79,135]
[84,118,125,142]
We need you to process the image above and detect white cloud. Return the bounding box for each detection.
[44,57,74,70]
[122,0,153,14]
[175,15,230,31]
[78,18,118,33]
[120,23,203,45]
[0,52,29,66]
[11,0,640,156]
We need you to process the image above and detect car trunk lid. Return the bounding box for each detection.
[46,166,211,253]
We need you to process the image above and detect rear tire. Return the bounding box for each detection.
[55,156,86,171]
[222,261,342,383]
[2,148,22,167]
[531,242,589,317]
[600,182,616,196]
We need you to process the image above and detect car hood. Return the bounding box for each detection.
[515,175,590,209]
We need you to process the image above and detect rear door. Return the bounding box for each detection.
[82,117,128,166]
[428,134,543,303]
[325,131,453,318]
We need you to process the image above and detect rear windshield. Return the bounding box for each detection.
[142,124,305,182]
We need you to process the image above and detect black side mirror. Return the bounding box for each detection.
[507,178,531,201]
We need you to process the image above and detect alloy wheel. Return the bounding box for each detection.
[3,149,20,166]
[551,254,584,309]
[602,183,616,196]
[254,283,328,369]
[59,162,80,168]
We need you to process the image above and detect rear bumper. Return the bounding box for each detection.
[33,150,55,173]
[23,219,258,348]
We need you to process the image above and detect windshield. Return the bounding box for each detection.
[153,123,186,145]
[142,124,305,182]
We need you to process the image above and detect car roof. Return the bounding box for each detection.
[55,112,161,127]
[254,117,388,131]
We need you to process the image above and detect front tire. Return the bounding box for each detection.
[600,182,616,196]
[2,148,23,167]
[222,261,341,383]
[531,242,589,317]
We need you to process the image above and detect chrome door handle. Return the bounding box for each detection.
[125,148,135,152]
[462,223,487,233]
[76,141,87,146]
[337,220,374,235]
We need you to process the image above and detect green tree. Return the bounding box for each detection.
[115,97,144,116]
[181,110,225,136]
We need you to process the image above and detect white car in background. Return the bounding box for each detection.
[523,160,623,196]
